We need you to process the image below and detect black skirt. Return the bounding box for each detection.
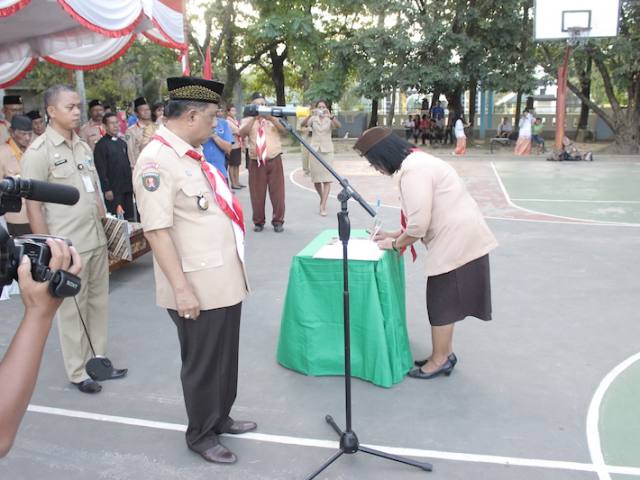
[227,148,242,167]
[426,254,492,326]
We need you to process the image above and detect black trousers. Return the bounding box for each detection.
[168,303,242,452]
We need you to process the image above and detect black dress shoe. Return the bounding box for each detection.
[414,352,458,368]
[192,444,237,464]
[254,224,264,232]
[231,185,241,190]
[106,368,128,380]
[408,357,454,379]
[220,420,257,435]
[273,224,284,233]
[73,378,102,393]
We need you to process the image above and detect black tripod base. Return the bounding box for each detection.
[305,415,433,480]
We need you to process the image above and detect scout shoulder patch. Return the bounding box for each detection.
[141,162,160,192]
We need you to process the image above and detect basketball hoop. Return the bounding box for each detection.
[565,26,591,46]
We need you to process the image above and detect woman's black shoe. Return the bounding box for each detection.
[73,378,102,393]
[414,352,458,368]
[408,358,454,379]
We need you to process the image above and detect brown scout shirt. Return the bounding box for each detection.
[308,115,334,153]
[0,139,28,224]
[0,120,9,144]
[133,125,248,311]
[398,151,498,276]
[21,126,107,254]
[126,122,157,168]
[240,117,283,160]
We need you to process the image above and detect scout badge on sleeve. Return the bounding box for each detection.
[141,162,160,192]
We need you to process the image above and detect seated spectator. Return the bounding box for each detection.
[551,137,593,161]
[497,117,513,138]
[531,117,545,153]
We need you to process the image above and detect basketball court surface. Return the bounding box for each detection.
[1,146,639,480]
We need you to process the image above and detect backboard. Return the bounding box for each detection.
[534,0,621,40]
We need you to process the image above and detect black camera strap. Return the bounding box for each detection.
[73,296,97,357]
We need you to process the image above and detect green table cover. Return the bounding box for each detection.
[276,229,412,388]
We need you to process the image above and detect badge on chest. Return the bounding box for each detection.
[197,194,209,211]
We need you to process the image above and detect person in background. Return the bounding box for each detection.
[25,110,46,137]
[531,117,545,153]
[202,104,234,180]
[514,109,533,155]
[300,100,341,216]
[226,105,245,190]
[296,103,313,174]
[0,115,33,235]
[238,92,287,233]
[431,101,444,122]
[412,114,421,144]
[126,97,157,169]
[444,108,456,145]
[496,117,513,138]
[355,127,497,380]
[419,114,429,146]
[94,112,135,219]
[22,84,127,394]
[151,102,165,126]
[403,115,414,141]
[0,96,24,144]
[78,99,105,151]
[126,104,138,127]
[453,113,468,155]
[0,239,82,458]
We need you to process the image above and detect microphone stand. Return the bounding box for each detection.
[277,117,433,479]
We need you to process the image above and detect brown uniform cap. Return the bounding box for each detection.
[353,126,393,155]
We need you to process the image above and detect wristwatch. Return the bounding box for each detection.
[391,238,399,252]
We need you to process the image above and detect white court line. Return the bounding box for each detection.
[513,198,640,204]
[25,404,640,476]
[289,167,640,228]
[490,162,640,227]
[586,352,640,480]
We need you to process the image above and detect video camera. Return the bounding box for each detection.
[1,176,81,298]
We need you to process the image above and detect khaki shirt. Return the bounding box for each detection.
[126,122,157,168]
[241,117,283,160]
[21,126,107,254]
[0,139,28,224]
[78,120,105,151]
[0,121,9,144]
[133,125,248,311]
[308,116,334,153]
[398,151,498,276]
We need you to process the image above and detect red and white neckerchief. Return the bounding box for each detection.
[255,118,267,166]
[151,134,246,262]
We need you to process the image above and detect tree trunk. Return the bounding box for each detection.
[576,56,592,139]
[613,120,640,154]
[369,98,379,128]
[514,90,523,129]
[387,88,396,127]
[270,46,287,106]
[468,79,477,138]
[445,88,462,117]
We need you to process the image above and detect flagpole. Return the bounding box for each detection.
[181,0,190,76]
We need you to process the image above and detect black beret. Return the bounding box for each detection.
[167,77,224,104]
[3,95,22,106]
[134,97,148,108]
[25,110,42,120]
[10,115,33,132]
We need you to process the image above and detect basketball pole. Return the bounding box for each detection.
[554,44,572,152]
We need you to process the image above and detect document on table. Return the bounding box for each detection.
[313,238,383,261]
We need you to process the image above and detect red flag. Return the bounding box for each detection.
[203,45,212,80]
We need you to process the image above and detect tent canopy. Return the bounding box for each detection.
[0,0,186,88]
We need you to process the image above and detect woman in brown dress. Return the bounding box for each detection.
[300,100,341,216]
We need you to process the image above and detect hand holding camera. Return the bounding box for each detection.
[18,238,81,314]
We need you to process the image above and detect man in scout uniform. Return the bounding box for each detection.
[237,92,287,232]
[78,99,105,151]
[0,95,24,144]
[26,110,46,137]
[0,115,33,235]
[134,76,255,465]
[126,96,156,168]
[21,85,127,394]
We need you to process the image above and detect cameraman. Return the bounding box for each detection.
[0,239,81,457]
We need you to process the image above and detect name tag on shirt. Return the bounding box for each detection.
[81,174,95,193]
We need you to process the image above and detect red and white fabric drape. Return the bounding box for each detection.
[0,0,187,88]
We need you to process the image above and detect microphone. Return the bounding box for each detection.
[0,176,80,205]
[243,105,310,118]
